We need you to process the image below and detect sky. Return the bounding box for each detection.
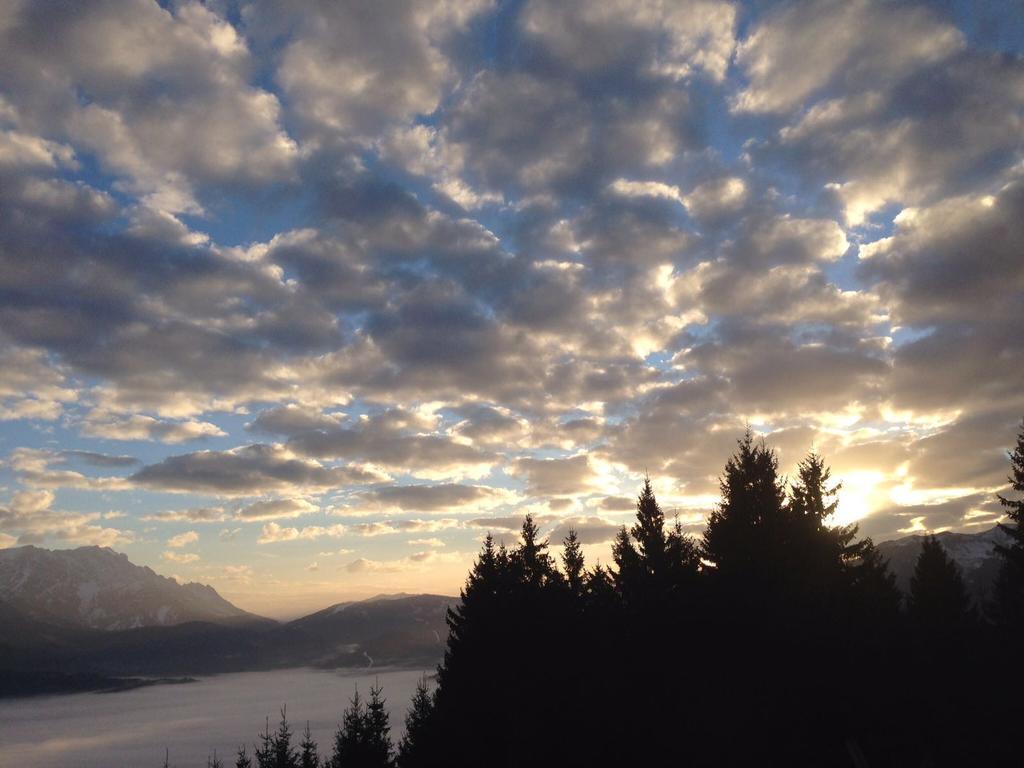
[0,0,1022,618]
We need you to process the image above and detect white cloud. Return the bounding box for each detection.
[167,530,199,548]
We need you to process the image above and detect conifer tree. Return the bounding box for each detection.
[631,477,667,577]
[611,525,641,601]
[786,451,864,595]
[330,688,366,768]
[586,563,616,607]
[272,707,299,768]
[702,429,787,577]
[665,517,701,584]
[511,514,556,587]
[365,682,392,767]
[255,717,274,768]
[561,528,586,598]
[909,536,975,632]
[300,722,319,768]
[396,676,435,768]
[235,747,253,768]
[209,752,225,768]
[994,421,1024,627]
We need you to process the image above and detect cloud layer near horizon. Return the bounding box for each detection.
[0,0,1021,614]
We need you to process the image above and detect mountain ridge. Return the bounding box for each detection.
[0,544,262,630]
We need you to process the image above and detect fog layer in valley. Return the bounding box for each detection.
[0,668,425,768]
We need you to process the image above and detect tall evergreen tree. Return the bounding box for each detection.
[846,537,902,624]
[272,708,299,768]
[909,536,975,632]
[786,451,866,597]
[631,477,667,577]
[299,722,319,768]
[255,717,274,768]
[611,525,641,601]
[665,517,701,585]
[235,747,253,768]
[511,514,556,587]
[396,676,435,768]
[561,528,586,598]
[330,688,366,768]
[364,682,393,767]
[702,429,787,577]
[994,420,1024,627]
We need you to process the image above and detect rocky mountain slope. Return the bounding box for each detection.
[0,545,259,630]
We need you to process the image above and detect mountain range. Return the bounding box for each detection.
[1,526,1013,697]
[0,545,453,697]
[0,545,259,630]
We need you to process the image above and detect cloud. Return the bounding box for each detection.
[355,484,507,513]
[349,519,462,538]
[167,530,199,548]
[58,450,139,468]
[546,515,621,545]
[236,498,319,521]
[259,0,490,142]
[0,347,78,422]
[130,444,385,495]
[0,489,131,547]
[513,455,595,497]
[144,507,230,523]
[408,537,445,548]
[162,551,200,564]
[520,0,736,82]
[0,0,298,214]
[733,0,962,114]
[82,414,226,443]
[257,521,347,544]
[343,549,465,573]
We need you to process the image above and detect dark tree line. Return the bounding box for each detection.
[181,425,1024,767]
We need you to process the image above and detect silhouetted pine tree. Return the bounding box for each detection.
[271,708,299,768]
[585,563,616,609]
[631,477,667,577]
[561,528,586,598]
[611,525,642,602]
[235,746,253,768]
[396,676,435,768]
[786,451,868,602]
[255,717,274,768]
[702,429,787,579]
[330,688,366,767]
[909,536,975,633]
[994,420,1024,627]
[510,514,557,587]
[364,683,392,767]
[299,722,319,768]
[665,517,701,587]
[846,537,902,625]
[209,752,225,768]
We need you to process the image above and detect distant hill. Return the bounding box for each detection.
[876,525,1010,606]
[268,593,453,669]
[0,545,262,630]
